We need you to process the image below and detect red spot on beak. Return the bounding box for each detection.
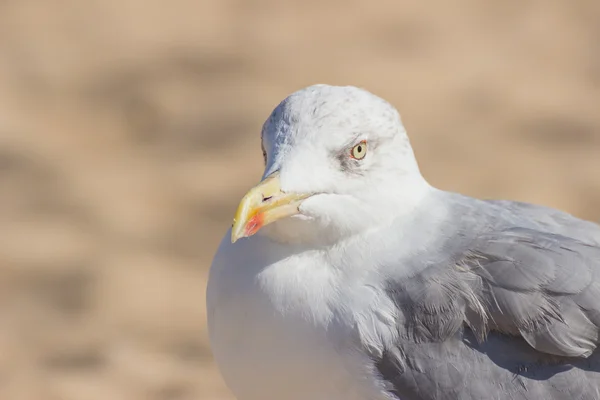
[245,213,264,237]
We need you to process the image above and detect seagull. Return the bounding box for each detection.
[206,84,600,400]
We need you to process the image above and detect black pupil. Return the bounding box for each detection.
[357,146,362,153]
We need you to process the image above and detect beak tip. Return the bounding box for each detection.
[230,223,248,244]
[230,219,243,244]
[230,229,242,244]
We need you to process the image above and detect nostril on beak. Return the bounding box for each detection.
[262,195,273,203]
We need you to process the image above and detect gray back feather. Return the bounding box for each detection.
[374,194,600,400]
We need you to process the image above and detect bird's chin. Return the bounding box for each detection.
[257,213,326,246]
[288,213,314,222]
[258,194,363,246]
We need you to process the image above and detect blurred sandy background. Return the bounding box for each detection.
[0,0,599,399]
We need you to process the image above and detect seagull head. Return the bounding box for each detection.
[231,84,432,245]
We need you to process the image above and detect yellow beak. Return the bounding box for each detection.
[231,172,312,243]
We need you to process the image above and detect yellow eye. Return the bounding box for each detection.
[350,141,367,160]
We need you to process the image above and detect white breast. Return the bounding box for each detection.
[206,235,393,400]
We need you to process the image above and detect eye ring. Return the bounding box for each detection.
[350,140,367,160]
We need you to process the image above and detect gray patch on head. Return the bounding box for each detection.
[335,148,364,174]
[260,84,414,176]
[334,137,384,175]
[267,85,403,137]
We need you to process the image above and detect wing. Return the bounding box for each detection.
[373,222,600,399]
[460,227,600,357]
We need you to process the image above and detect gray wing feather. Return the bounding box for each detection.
[373,197,600,399]
[464,228,600,357]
